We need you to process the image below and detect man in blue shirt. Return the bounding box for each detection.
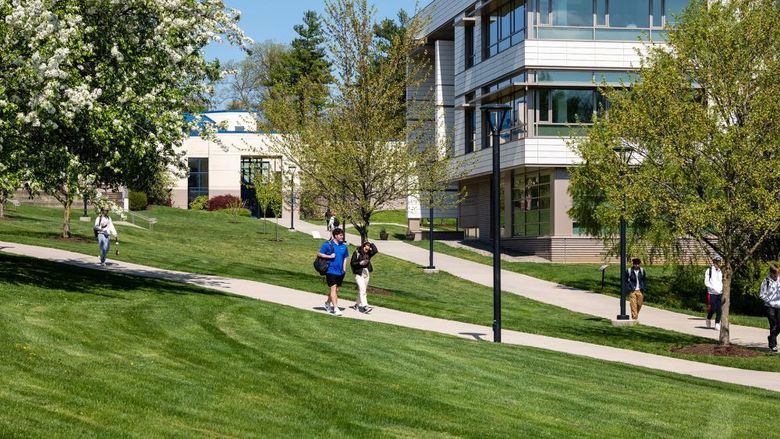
[318,228,350,316]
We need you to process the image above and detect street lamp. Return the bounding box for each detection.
[613,144,634,322]
[425,193,435,270]
[288,164,296,231]
[481,102,512,343]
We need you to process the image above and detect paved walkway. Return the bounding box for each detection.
[292,218,769,348]
[2,240,779,393]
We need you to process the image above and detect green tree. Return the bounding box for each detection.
[222,41,290,111]
[253,169,283,240]
[264,0,465,243]
[569,0,780,345]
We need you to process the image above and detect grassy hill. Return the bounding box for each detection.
[0,253,775,437]
[0,205,777,373]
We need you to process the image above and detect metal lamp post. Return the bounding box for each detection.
[425,193,435,270]
[613,144,634,321]
[481,102,512,343]
[288,165,296,231]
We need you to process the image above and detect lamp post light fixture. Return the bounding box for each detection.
[613,144,634,322]
[288,164,297,231]
[481,102,512,343]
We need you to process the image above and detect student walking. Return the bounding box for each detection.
[94,208,118,267]
[760,264,780,353]
[318,228,350,316]
[327,211,339,232]
[350,240,378,314]
[624,258,646,321]
[704,255,724,330]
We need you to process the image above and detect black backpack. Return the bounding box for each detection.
[313,241,334,275]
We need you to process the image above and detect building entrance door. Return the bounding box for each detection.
[240,157,272,218]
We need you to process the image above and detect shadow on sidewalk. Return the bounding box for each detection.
[0,253,230,299]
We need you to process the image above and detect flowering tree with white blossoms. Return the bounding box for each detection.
[0,0,250,237]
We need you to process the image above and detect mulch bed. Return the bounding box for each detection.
[671,344,764,358]
[51,236,93,244]
[367,286,394,296]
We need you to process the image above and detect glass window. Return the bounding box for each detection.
[187,158,209,206]
[500,3,512,40]
[596,0,607,25]
[551,89,594,123]
[465,24,475,68]
[539,0,550,25]
[513,1,526,34]
[537,70,594,83]
[651,0,662,27]
[609,0,650,28]
[512,170,551,237]
[465,109,476,154]
[551,0,592,27]
[665,0,689,25]
[488,15,498,46]
[538,89,550,122]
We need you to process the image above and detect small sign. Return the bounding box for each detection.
[407,195,422,219]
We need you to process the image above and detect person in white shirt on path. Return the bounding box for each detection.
[94,208,118,267]
[704,255,724,330]
[759,264,780,353]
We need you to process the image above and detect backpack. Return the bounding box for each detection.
[313,241,335,275]
[333,217,340,227]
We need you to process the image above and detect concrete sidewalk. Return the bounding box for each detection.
[3,240,779,393]
[293,218,769,348]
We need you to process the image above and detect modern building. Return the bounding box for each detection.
[172,110,297,219]
[413,0,689,262]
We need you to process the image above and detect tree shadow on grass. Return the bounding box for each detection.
[0,253,230,299]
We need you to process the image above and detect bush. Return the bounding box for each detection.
[218,208,251,217]
[207,195,242,211]
[189,195,209,211]
[128,191,148,211]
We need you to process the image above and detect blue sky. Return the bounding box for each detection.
[204,0,425,64]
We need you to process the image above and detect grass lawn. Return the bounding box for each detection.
[0,253,776,437]
[0,205,777,372]
[407,239,769,329]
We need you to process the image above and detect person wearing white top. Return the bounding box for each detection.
[704,255,724,330]
[94,209,118,266]
[759,264,780,353]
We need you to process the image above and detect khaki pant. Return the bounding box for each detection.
[629,290,644,320]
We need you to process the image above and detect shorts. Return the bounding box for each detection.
[326,274,345,287]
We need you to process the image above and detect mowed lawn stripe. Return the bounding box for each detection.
[0,254,775,437]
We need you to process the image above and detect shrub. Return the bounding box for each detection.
[189,195,209,211]
[218,208,251,217]
[128,191,148,211]
[207,195,242,211]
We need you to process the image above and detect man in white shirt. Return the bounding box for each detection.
[704,255,724,330]
[759,264,780,353]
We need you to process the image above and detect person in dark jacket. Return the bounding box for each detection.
[350,240,378,314]
[624,258,647,321]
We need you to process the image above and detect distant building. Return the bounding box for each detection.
[172,110,297,219]
[412,0,690,262]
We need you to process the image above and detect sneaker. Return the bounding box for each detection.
[349,304,359,311]
[324,301,333,313]
[331,307,343,316]
[771,347,778,353]
[358,306,373,314]
[705,319,711,328]
[715,323,721,331]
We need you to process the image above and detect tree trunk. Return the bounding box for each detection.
[720,265,732,345]
[275,216,280,241]
[62,199,73,238]
[0,198,5,219]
